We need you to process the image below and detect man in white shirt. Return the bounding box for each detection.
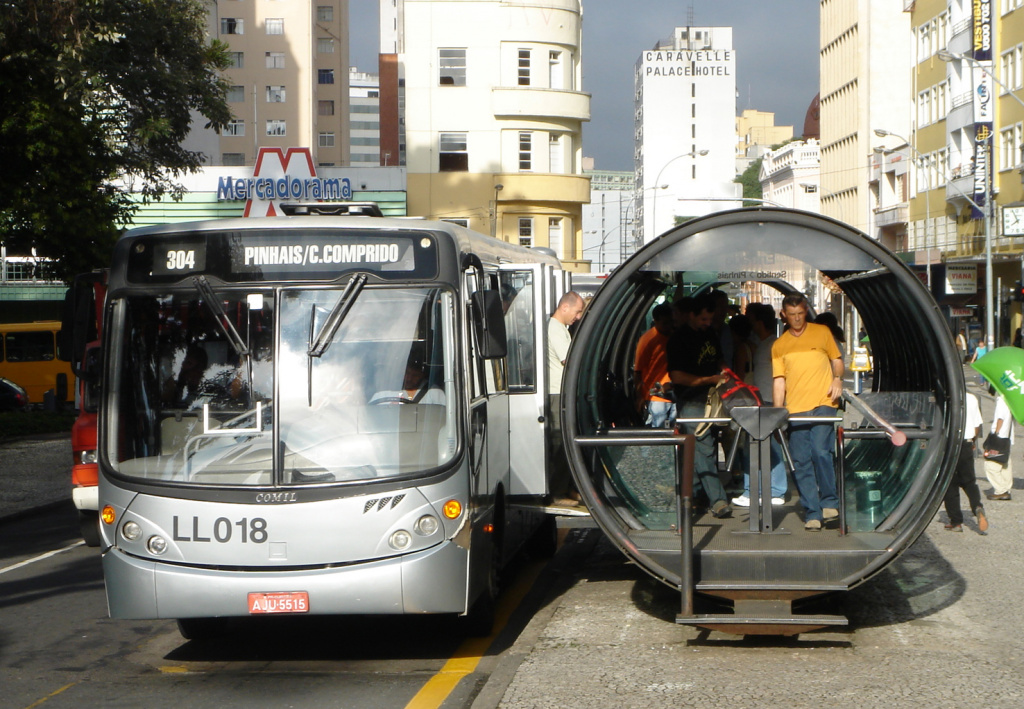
[943,391,987,532]
[984,391,1014,501]
[547,291,585,504]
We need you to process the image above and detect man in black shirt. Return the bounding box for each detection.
[668,294,730,517]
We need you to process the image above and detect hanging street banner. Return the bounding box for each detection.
[972,0,994,219]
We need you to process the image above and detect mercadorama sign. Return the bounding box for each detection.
[216,147,353,217]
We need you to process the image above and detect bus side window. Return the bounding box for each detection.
[499,272,536,391]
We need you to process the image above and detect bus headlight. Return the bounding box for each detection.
[414,515,439,536]
[122,521,142,541]
[389,530,412,551]
[78,449,98,465]
[147,536,168,555]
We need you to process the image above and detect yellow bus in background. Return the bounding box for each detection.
[0,321,74,404]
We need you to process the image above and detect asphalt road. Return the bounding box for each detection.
[0,500,565,709]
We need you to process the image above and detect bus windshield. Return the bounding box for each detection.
[107,285,458,486]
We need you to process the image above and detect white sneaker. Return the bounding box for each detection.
[732,494,750,508]
[771,497,785,506]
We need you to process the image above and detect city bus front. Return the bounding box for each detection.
[97,224,478,624]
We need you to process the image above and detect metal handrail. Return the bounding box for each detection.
[575,430,698,617]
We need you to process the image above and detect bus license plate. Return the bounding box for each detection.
[248,591,310,614]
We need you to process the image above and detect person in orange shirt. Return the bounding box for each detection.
[633,303,675,427]
[772,295,843,531]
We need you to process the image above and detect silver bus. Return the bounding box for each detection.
[86,211,569,637]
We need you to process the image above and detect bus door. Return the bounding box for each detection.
[465,270,510,499]
[500,263,562,496]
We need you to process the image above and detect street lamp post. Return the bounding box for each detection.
[937,49,1024,351]
[651,150,708,241]
[625,184,668,260]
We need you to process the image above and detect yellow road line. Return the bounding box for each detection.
[404,560,545,709]
[22,683,76,709]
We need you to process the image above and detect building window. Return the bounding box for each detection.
[439,132,468,172]
[518,49,531,86]
[266,18,284,35]
[318,38,334,53]
[220,18,243,35]
[548,218,563,257]
[266,52,285,69]
[317,5,334,22]
[318,69,335,84]
[439,48,466,86]
[222,153,245,166]
[549,133,563,173]
[518,218,534,247]
[1000,122,1023,171]
[999,44,1023,91]
[444,219,470,228]
[519,132,532,171]
[319,132,335,147]
[549,51,563,89]
[224,120,245,137]
[266,85,285,103]
[227,85,245,103]
[228,52,244,69]
[266,120,286,136]
[318,100,335,116]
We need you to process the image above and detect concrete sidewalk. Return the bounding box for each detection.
[479,369,1024,708]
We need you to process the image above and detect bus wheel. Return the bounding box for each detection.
[177,618,228,641]
[78,510,100,547]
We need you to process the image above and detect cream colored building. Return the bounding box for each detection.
[819,0,911,240]
[736,109,794,173]
[185,1,351,167]
[382,0,591,270]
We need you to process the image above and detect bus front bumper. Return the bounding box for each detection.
[103,540,470,620]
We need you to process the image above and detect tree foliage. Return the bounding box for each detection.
[735,158,764,207]
[0,0,231,280]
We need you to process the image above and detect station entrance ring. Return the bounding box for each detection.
[562,208,965,633]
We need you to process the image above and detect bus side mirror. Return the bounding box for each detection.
[471,290,508,359]
[58,279,99,372]
[82,345,102,412]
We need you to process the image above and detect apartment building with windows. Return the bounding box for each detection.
[379,0,591,269]
[634,26,740,244]
[894,0,1024,340]
[819,0,910,240]
[349,68,382,165]
[184,1,351,167]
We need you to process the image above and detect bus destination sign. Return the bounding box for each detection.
[130,230,438,283]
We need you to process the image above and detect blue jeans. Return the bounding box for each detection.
[787,405,840,521]
[743,434,788,500]
[646,399,677,428]
[679,399,726,506]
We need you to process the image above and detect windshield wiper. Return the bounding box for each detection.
[307,273,367,358]
[193,276,250,358]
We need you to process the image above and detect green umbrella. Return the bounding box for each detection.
[972,347,1024,424]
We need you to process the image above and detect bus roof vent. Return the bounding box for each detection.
[280,202,384,217]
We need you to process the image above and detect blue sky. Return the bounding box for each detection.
[348,1,819,171]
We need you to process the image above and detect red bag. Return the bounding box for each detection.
[715,367,763,411]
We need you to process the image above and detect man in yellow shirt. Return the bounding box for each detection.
[772,295,843,531]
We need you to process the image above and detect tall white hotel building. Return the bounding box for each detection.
[635,27,741,243]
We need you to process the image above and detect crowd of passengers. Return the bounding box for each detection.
[633,291,847,530]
